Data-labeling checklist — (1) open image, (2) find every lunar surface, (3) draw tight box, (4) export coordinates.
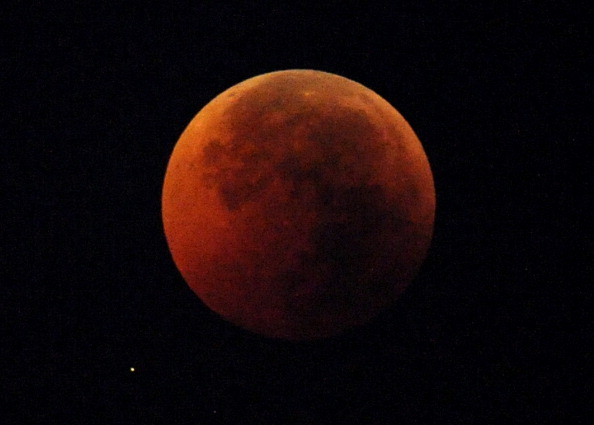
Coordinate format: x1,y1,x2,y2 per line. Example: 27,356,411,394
162,70,435,340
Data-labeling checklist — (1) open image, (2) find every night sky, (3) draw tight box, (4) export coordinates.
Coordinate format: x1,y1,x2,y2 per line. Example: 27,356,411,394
4,3,591,424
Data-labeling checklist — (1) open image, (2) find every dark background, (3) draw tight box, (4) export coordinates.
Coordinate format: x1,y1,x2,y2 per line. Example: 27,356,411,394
3,2,592,424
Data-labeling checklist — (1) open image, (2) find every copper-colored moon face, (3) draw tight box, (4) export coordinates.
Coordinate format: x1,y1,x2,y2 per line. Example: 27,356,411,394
162,70,435,340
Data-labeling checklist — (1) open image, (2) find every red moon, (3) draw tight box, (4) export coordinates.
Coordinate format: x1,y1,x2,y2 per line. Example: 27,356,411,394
162,70,435,340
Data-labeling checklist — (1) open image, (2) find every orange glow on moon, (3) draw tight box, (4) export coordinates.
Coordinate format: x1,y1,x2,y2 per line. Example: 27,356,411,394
162,70,435,340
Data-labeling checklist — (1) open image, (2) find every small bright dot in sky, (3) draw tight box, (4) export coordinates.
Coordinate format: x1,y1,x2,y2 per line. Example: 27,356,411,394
130,367,135,372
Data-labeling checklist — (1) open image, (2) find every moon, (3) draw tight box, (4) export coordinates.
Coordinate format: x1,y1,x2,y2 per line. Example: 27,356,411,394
162,70,435,340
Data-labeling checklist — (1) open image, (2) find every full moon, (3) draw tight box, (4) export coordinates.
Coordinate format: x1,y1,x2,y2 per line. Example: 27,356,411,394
162,70,435,340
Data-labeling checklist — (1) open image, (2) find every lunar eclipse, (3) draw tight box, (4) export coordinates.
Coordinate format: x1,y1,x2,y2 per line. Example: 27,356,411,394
162,70,435,340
